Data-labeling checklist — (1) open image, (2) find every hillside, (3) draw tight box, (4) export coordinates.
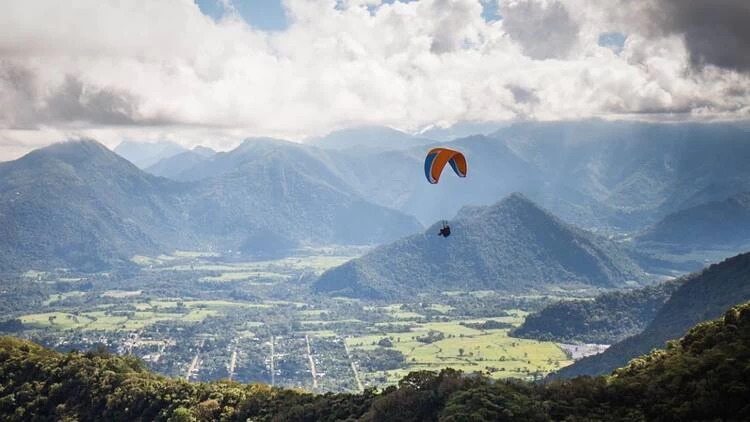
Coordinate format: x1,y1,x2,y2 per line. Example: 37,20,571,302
554,251,750,378
184,143,422,247
512,279,682,344
113,140,187,169
2,302,750,421
314,193,646,300
638,191,750,248
0,140,421,271
0,140,195,272
145,147,216,178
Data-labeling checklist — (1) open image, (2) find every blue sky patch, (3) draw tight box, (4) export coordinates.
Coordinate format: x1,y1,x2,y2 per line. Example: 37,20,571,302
598,32,627,54
195,0,288,31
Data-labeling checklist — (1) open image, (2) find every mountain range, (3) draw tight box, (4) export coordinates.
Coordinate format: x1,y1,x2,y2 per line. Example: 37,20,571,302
136,121,750,238
314,193,646,300
553,251,750,378
0,140,421,271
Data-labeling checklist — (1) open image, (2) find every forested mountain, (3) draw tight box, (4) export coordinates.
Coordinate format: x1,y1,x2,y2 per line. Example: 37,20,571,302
0,140,195,272
113,140,187,169
3,301,750,421
183,140,422,247
512,279,683,344
0,140,421,271
314,193,646,300
145,147,216,178
637,191,750,248
554,251,750,378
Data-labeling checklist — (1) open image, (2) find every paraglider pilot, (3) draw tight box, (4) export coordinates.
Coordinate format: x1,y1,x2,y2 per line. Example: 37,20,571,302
438,221,451,238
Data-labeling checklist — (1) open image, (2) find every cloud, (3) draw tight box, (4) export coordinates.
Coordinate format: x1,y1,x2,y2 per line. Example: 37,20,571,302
0,0,748,151
607,0,750,72
499,0,580,59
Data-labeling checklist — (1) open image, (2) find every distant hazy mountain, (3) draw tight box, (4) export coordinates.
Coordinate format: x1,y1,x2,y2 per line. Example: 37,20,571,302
324,134,545,226
0,140,421,271
494,120,750,230
113,140,187,169
191,146,216,158
418,122,508,141
321,121,750,231
306,126,435,151
554,252,750,378
314,193,646,300
637,192,750,248
145,147,217,178
0,140,195,272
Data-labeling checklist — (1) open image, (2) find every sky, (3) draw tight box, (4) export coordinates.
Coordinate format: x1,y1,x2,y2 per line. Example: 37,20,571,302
1,0,749,158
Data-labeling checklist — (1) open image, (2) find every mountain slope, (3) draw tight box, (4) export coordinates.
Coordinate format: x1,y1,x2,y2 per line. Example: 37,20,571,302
637,191,750,248
0,140,194,271
512,279,683,344
554,251,750,378
144,147,216,178
495,120,750,229
113,140,187,169
184,147,422,246
314,193,646,300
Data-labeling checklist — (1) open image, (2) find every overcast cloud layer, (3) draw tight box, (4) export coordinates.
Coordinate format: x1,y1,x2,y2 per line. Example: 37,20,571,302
1,0,749,158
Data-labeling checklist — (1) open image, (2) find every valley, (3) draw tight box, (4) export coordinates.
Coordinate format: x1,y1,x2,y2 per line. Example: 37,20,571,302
2,249,586,393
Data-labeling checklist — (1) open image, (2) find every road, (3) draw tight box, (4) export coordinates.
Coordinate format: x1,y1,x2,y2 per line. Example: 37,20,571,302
269,336,275,386
185,338,205,381
305,335,318,389
228,344,238,381
343,338,364,392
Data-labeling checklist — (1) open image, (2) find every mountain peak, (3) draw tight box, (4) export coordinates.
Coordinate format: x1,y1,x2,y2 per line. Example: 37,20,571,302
502,191,532,205
21,139,119,165
316,193,645,299
457,192,542,221
238,137,293,148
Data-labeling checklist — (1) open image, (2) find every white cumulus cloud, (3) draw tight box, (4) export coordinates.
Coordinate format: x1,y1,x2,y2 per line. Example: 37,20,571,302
0,0,748,159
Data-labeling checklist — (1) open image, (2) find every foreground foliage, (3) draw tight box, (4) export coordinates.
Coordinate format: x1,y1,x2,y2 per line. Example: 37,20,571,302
3,300,750,421
557,251,750,377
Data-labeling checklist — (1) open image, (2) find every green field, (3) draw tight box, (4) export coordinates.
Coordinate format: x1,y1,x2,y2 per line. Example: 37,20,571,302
43,291,87,306
346,316,572,385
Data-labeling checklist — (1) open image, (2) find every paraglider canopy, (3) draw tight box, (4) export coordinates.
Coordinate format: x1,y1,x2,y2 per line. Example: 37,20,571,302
424,147,467,184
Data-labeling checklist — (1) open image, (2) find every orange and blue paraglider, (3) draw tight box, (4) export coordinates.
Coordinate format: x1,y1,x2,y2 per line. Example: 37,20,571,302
424,147,467,184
